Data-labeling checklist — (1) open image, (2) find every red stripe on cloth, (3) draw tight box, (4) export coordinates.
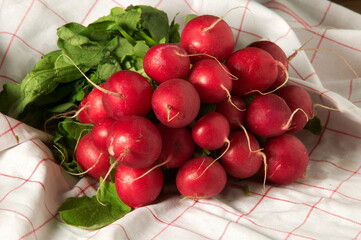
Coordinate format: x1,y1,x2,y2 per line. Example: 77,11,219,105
80,0,99,24
148,200,212,240
0,32,44,55
294,181,361,202
310,29,328,63
0,0,36,71
273,27,292,43
74,181,98,197
264,1,331,29
234,0,251,43
0,157,52,204
19,215,56,240
0,208,39,240
183,0,201,14
37,0,68,23
288,64,317,81
0,114,22,143
0,74,19,83
0,122,22,139
353,231,361,240
284,197,324,240
110,0,126,8
251,191,361,226
329,165,361,199
242,215,318,240
310,158,361,175
304,28,361,53
218,186,273,239
324,127,361,140
0,173,45,190
153,0,164,8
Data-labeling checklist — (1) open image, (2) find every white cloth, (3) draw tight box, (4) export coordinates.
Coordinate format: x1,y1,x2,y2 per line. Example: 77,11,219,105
1,0,361,239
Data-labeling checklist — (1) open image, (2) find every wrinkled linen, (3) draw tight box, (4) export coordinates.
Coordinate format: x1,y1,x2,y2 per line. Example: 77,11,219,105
0,0,361,239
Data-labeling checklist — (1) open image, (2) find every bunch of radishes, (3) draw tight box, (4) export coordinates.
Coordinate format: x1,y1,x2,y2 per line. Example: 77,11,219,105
74,14,314,208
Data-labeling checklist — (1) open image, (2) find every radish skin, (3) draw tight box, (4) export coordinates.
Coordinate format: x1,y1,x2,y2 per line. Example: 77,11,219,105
115,165,164,208
263,134,309,185
176,156,227,199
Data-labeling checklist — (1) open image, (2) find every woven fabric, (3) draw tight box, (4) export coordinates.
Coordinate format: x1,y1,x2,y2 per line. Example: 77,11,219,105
0,0,360,239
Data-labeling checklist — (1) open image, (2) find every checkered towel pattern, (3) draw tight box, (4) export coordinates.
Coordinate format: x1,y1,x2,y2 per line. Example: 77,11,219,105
0,0,360,239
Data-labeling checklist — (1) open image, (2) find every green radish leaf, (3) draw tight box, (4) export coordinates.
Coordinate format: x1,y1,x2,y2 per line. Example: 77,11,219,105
58,180,131,229
184,14,197,24
52,119,93,174
303,116,323,135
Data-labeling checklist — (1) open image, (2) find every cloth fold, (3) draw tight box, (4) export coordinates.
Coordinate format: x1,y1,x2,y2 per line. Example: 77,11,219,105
0,0,360,239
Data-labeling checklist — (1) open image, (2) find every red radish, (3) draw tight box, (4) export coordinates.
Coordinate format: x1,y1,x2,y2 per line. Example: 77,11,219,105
247,40,288,90
176,156,227,198
78,86,109,124
156,124,195,168
115,165,164,208
75,133,111,180
180,15,235,62
106,115,162,169
263,134,309,185
216,95,246,130
246,93,292,137
102,70,153,119
151,78,201,128
221,130,263,179
143,43,190,83
226,47,280,96
276,85,314,133
188,58,233,104
91,117,115,152
191,112,230,150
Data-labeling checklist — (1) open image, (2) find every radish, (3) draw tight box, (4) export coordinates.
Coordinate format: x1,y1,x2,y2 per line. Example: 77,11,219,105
263,134,309,185
102,70,153,119
247,40,289,90
221,130,263,179
151,78,201,128
114,165,164,208
226,47,284,96
246,93,292,137
156,124,195,168
78,86,109,124
143,43,190,83
106,115,162,169
75,133,111,180
188,58,233,104
276,85,314,133
91,117,115,152
191,112,230,150
180,15,235,62
176,156,227,199
216,95,246,130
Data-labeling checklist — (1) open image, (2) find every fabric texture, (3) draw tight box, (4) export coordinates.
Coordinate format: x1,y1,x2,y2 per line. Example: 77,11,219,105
0,0,360,239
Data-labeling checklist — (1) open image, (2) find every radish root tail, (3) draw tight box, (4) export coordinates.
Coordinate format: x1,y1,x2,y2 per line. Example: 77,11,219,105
121,160,170,183
221,85,246,111
284,107,309,131
44,104,90,131
176,52,238,80
203,6,251,32
95,151,128,206
56,54,121,98
245,60,289,96
67,153,105,176
299,48,359,79
195,139,231,180
166,105,180,122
